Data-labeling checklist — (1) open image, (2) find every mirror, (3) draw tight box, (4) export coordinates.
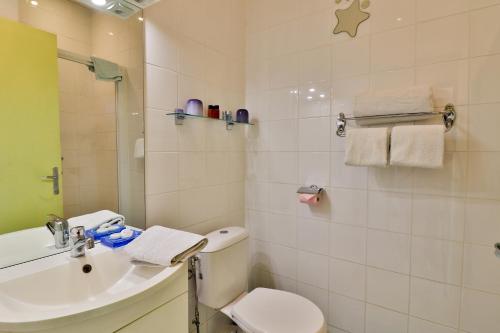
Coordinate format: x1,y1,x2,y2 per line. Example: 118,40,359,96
0,0,145,268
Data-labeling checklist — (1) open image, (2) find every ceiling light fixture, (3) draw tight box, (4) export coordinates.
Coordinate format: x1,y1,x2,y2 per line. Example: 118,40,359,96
30,0,39,6
138,16,144,22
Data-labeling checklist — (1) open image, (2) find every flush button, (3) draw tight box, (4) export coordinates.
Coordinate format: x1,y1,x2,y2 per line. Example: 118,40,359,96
220,230,229,234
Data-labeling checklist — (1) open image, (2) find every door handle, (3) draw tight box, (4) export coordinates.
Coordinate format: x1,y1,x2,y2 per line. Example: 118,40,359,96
41,167,60,195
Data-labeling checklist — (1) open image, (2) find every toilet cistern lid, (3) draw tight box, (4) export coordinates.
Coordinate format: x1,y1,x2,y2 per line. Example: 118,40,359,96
231,288,326,333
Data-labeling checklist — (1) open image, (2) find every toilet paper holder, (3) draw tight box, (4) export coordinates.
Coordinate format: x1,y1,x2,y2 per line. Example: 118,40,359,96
297,185,324,195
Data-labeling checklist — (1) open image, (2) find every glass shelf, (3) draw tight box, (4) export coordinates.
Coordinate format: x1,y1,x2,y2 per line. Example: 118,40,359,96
166,112,254,130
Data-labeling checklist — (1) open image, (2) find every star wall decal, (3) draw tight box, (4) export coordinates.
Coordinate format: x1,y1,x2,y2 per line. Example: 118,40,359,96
333,0,370,38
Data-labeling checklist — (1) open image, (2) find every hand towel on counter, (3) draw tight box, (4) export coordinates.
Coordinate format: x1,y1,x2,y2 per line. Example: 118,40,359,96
68,210,125,230
390,125,445,169
124,226,208,266
354,85,434,125
345,127,389,167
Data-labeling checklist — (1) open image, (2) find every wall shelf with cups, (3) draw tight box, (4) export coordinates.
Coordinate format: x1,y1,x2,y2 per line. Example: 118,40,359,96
166,111,255,130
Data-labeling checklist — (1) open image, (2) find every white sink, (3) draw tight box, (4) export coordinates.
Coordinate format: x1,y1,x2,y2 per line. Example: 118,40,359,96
0,243,184,332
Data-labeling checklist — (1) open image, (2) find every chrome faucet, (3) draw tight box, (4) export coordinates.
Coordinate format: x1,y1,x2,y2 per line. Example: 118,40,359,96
46,214,69,249
69,226,95,258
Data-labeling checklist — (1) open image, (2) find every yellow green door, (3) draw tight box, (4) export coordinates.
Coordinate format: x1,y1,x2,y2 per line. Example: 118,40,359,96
0,18,62,234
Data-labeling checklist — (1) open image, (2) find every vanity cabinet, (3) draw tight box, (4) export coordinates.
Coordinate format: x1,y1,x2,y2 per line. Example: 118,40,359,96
116,293,188,333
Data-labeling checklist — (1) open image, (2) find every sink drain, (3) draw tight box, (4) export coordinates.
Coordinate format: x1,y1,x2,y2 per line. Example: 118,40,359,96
82,264,92,274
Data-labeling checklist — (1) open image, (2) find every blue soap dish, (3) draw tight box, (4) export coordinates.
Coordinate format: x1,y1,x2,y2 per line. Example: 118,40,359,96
101,230,142,248
85,225,126,240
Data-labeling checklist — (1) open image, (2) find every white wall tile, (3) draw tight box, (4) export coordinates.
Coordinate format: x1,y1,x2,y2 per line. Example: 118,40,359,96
410,278,461,328
366,267,410,313
298,251,329,289
411,237,463,285
297,217,330,255
267,88,298,120
299,117,331,151
470,5,500,57
371,26,415,73
331,152,367,189
332,36,370,79
268,119,298,151
461,288,500,333
416,14,469,66
268,152,298,184
299,82,331,118
329,293,365,333
145,64,178,110
416,59,469,107
463,244,500,294
470,54,500,104
329,258,366,301
367,229,410,274
369,0,415,33
368,191,412,233
331,188,368,226
300,46,331,84
299,152,330,187
409,317,458,333
267,213,297,247
412,195,465,241
269,183,298,215
467,152,500,199
468,103,500,151
465,198,500,245
413,152,467,197
365,304,409,333
145,152,178,195
416,0,468,21
330,223,367,264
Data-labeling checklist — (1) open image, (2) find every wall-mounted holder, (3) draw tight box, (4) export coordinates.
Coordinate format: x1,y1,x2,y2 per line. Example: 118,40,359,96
335,103,457,137
297,185,324,204
167,110,254,131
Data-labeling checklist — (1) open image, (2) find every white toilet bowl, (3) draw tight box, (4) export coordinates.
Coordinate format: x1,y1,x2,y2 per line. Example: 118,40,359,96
221,287,326,333
196,227,326,333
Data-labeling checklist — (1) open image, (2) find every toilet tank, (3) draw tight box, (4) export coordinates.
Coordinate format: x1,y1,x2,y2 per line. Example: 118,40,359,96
196,227,249,309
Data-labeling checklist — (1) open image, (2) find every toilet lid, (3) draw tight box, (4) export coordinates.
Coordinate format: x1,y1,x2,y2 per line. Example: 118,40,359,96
231,288,326,333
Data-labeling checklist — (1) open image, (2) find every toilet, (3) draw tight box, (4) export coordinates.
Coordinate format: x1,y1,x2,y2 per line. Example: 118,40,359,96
196,226,326,333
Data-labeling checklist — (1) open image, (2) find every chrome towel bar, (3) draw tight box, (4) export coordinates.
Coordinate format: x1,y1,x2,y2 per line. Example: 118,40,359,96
336,103,456,137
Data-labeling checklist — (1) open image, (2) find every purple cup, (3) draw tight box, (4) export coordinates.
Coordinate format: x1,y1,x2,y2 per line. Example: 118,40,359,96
236,109,249,123
185,99,203,116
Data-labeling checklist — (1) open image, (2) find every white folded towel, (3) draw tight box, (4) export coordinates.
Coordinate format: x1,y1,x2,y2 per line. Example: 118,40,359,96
134,138,145,159
354,86,434,125
68,210,125,230
390,125,445,169
124,226,208,266
345,127,389,167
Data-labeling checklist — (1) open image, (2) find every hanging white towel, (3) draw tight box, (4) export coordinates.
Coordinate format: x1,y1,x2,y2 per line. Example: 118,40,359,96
345,127,389,167
390,125,445,169
354,86,434,125
124,226,208,266
68,210,125,230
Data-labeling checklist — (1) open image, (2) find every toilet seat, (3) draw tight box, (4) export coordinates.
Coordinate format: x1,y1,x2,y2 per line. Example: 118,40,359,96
229,288,326,333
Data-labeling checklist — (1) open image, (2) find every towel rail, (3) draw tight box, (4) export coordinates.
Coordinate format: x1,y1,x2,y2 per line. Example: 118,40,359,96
336,103,456,137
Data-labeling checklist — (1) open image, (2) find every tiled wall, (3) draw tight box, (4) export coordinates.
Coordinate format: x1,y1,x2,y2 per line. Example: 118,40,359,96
245,1,500,332
143,0,246,331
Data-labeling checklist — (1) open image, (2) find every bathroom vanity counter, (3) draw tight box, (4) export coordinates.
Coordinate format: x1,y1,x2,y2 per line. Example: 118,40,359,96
0,244,188,333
